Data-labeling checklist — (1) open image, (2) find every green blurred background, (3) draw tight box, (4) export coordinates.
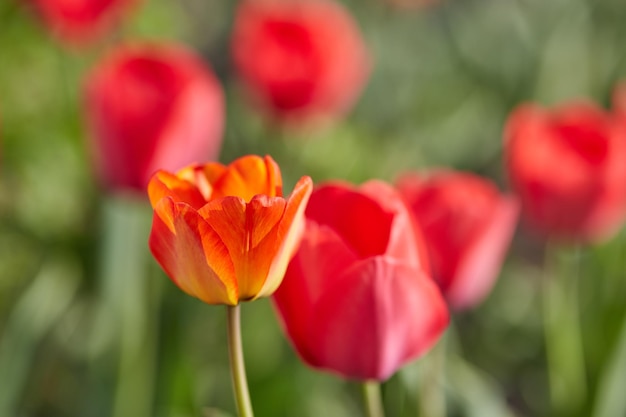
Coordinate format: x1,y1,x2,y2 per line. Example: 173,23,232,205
1,0,626,416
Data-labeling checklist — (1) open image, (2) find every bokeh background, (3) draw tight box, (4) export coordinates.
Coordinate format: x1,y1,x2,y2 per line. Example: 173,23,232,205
1,0,626,416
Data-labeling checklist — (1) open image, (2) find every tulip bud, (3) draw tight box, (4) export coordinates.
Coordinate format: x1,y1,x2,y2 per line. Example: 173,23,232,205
396,171,519,310
84,43,224,193
504,101,626,242
231,0,371,126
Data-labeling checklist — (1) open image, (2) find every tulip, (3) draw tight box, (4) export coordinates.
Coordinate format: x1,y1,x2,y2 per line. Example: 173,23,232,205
396,171,519,310
231,0,370,125
27,0,137,44
85,43,224,193
273,181,449,381
148,155,313,306
504,101,626,241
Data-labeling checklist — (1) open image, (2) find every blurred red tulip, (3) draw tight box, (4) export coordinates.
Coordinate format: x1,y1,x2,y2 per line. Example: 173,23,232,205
273,181,449,381
396,171,519,310
231,0,370,125
505,101,626,242
148,155,313,306
85,43,224,193
28,0,137,45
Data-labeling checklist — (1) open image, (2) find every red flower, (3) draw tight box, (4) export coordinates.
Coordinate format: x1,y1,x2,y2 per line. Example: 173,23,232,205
396,171,519,310
505,101,626,241
148,155,313,306
273,181,449,381
84,43,224,193
28,0,137,44
231,0,370,125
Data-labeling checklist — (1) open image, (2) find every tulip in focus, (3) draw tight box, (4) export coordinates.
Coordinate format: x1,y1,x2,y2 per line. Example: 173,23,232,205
27,0,137,45
505,101,626,242
85,43,224,193
148,155,313,306
273,181,449,381
396,171,519,310
231,0,371,125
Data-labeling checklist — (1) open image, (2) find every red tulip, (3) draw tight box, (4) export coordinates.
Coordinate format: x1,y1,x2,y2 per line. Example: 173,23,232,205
28,0,137,44
505,101,626,241
396,171,519,310
231,0,370,125
273,181,449,381
148,155,313,306
85,43,224,193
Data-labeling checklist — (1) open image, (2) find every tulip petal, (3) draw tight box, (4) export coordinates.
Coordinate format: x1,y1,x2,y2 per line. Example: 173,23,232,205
306,183,394,258
361,180,429,271
272,217,360,365
177,164,216,200
505,103,605,237
149,197,238,305
308,257,449,380
148,170,206,209
147,72,225,187
449,195,519,310
199,194,287,300
257,175,313,298
210,155,283,201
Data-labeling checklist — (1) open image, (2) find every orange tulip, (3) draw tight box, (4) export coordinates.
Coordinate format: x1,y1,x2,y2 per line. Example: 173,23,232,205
148,155,313,305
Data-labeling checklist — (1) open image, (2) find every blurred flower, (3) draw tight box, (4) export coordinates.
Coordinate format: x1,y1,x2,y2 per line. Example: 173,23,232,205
231,0,370,126
84,43,224,193
148,155,313,306
273,181,449,381
505,101,626,241
27,0,137,45
396,171,519,310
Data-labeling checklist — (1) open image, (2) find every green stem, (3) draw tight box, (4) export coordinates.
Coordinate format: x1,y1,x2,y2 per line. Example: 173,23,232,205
543,243,587,416
419,335,446,417
107,197,157,417
227,305,254,417
362,380,385,417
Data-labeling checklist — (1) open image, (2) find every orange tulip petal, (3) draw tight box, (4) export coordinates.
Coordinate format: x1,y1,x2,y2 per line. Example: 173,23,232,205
187,162,229,199
211,155,283,201
148,170,206,210
177,164,216,201
258,175,313,298
198,195,247,254
248,195,288,247
149,197,238,305
199,194,288,300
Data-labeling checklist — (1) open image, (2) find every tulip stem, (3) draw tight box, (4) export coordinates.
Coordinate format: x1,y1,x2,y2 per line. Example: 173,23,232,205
226,304,254,417
543,243,587,416
362,380,385,417
419,334,447,417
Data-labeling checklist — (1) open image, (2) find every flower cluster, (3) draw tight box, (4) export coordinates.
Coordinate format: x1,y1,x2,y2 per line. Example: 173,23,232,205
11,0,626,415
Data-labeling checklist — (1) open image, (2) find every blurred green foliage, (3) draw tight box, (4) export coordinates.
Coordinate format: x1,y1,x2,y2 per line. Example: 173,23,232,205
1,0,626,416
